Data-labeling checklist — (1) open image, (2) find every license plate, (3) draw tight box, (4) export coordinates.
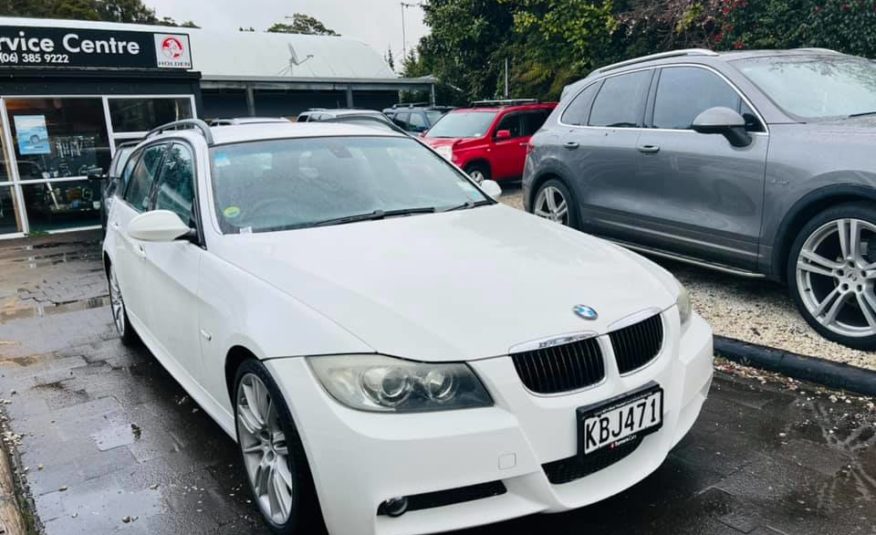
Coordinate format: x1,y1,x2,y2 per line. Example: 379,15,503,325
578,384,663,455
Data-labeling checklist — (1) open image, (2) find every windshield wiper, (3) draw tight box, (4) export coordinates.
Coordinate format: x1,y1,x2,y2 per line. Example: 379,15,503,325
442,200,492,212
310,207,437,228
848,111,876,118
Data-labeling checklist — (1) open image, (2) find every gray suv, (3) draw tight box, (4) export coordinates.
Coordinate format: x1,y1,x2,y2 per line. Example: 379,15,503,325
524,48,876,349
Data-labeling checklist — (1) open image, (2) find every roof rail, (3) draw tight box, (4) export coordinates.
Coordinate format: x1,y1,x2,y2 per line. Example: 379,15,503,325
593,48,718,75
146,119,214,145
392,102,430,108
470,98,538,107
793,47,841,54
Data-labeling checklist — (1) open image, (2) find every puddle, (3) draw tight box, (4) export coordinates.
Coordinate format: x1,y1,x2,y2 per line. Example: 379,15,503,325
0,295,110,324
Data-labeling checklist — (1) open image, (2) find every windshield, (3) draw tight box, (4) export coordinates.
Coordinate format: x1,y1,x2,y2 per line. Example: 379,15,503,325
426,111,497,138
210,136,489,234
734,56,876,119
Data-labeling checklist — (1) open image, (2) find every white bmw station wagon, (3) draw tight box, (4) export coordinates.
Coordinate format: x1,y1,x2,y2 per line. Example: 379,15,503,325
102,119,714,535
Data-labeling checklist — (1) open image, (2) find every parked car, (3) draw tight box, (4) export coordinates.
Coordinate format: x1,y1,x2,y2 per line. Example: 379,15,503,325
383,103,452,133
524,48,876,349
297,108,384,123
423,99,556,182
102,118,712,535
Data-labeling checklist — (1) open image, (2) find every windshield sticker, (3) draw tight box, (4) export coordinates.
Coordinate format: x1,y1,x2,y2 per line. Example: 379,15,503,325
223,206,241,219
239,226,252,234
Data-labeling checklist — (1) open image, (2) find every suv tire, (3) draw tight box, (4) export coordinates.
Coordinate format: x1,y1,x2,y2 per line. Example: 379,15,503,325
533,179,579,228
234,359,325,535
464,162,490,184
788,202,876,350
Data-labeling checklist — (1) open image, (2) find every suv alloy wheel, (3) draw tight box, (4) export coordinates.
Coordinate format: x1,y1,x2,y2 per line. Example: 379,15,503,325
789,203,876,349
533,179,578,227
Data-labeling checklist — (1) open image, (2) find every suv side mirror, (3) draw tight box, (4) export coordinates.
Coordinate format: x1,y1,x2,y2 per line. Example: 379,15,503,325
495,129,512,140
692,107,752,148
86,167,107,181
128,210,196,242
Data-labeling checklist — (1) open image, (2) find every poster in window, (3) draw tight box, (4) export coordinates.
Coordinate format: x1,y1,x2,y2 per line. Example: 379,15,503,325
14,115,51,155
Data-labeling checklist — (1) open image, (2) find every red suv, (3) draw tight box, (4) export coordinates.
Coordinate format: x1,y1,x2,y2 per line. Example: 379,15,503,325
422,100,557,182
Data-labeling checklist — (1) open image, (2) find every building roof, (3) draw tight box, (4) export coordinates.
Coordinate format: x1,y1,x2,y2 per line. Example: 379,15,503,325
0,17,398,81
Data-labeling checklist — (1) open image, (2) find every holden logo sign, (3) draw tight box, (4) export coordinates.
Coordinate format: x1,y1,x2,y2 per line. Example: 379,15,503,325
153,33,191,69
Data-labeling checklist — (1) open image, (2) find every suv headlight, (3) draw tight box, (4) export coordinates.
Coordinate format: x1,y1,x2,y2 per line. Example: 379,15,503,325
435,145,453,160
308,355,492,412
677,283,692,328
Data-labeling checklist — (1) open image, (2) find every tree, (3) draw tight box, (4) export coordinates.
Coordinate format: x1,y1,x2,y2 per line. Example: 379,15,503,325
385,47,395,71
267,13,339,36
0,0,198,26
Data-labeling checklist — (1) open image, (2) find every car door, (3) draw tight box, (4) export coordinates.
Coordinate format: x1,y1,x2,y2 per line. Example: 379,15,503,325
562,69,654,235
138,141,205,379
632,65,768,269
109,143,167,332
490,111,527,180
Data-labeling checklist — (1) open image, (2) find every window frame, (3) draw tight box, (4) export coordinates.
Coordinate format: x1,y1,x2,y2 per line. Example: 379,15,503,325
150,141,198,227
586,68,655,128
493,112,524,139
121,142,168,213
646,64,766,133
559,81,603,126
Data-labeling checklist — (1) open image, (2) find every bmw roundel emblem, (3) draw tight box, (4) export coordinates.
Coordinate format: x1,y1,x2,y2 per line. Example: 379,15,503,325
573,304,598,320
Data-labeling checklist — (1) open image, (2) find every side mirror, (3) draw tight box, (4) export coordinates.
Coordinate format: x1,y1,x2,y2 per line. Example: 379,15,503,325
128,210,195,242
480,179,502,199
692,106,752,148
495,129,512,140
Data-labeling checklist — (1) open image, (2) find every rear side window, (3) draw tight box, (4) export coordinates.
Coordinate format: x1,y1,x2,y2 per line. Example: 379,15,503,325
392,112,410,128
562,83,600,125
589,70,652,127
124,144,165,212
522,110,550,136
408,112,427,131
653,67,743,129
154,143,196,225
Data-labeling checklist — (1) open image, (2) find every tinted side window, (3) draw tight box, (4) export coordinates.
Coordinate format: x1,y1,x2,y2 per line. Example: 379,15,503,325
589,70,652,127
392,112,410,128
408,112,427,131
522,111,550,136
154,143,196,225
495,113,523,137
561,83,600,125
124,144,165,212
653,67,742,129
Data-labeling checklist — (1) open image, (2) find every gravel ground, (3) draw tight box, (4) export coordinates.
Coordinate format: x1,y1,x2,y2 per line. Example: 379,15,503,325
498,184,875,371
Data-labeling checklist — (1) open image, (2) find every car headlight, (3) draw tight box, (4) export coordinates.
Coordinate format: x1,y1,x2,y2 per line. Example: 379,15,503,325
435,146,453,160
307,355,492,412
677,282,692,328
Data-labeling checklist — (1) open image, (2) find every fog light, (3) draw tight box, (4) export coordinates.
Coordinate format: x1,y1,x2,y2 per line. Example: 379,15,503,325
380,496,409,517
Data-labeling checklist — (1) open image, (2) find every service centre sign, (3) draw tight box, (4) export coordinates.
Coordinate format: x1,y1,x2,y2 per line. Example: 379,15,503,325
0,26,192,69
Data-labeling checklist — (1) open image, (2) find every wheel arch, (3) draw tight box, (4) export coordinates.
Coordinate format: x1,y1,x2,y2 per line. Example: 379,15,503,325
773,184,876,282
225,345,258,403
463,158,491,175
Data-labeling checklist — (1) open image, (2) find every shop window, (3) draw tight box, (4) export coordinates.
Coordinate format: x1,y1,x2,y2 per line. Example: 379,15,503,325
109,98,193,133
21,180,101,232
6,98,111,180
0,186,21,234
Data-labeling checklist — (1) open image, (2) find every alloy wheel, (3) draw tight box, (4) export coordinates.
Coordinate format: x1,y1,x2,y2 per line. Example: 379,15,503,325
468,169,485,183
109,266,126,336
795,218,876,338
236,373,295,525
534,185,569,225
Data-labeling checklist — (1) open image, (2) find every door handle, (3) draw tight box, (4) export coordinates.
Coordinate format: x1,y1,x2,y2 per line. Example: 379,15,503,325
563,141,579,150
637,144,660,154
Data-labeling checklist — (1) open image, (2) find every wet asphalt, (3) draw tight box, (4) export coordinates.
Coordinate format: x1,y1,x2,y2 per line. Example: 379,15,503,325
0,232,873,535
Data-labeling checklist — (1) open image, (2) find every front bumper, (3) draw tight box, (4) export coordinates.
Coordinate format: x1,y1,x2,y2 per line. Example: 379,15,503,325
267,312,713,535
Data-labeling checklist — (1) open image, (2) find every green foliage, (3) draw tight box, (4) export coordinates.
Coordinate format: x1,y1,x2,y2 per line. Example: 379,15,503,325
267,13,339,36
0,0,197,26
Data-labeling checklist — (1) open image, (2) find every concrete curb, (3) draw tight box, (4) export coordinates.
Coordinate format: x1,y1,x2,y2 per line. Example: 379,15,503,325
714,336,876,397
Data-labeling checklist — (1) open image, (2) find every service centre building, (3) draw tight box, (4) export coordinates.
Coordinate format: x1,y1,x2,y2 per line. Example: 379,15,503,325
0,17,432,237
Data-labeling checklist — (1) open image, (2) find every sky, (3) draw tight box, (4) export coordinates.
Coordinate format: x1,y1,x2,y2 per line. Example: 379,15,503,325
145,0,428,68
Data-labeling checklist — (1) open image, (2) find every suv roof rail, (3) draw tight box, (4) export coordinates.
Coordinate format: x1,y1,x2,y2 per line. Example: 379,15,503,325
146,119,214,145
593,48,718,75
470,98,538,107
793,47,841,54
392,102,430,108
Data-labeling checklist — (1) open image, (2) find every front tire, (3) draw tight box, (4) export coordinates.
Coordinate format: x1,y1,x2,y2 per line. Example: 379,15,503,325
234,359,323,534
464,162,490,184
107,263,139,346
788,202,876,350
533,179,579,228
